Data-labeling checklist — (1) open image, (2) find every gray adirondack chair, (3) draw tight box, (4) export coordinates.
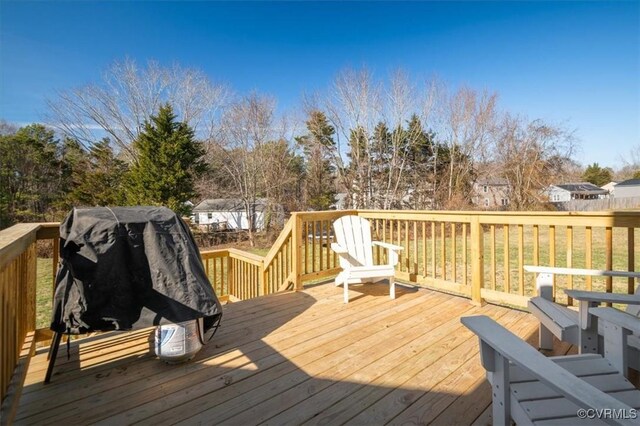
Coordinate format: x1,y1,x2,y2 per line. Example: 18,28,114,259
462,313,640,425
525,266,640,375
331,216,403,303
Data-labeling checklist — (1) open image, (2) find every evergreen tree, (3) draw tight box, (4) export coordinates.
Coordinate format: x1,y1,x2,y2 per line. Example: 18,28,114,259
0,124,62,227
66,138,128,207
404,115,437,208
127,103,206,215
296,111,337,210
582,163,613,187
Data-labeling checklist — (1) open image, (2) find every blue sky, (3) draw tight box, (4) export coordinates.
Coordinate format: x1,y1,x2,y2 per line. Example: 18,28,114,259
1,1,638,168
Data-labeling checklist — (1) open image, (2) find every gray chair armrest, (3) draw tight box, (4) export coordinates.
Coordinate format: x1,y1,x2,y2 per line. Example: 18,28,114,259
461,315,636,423
566,290,640,305
590,307,640,335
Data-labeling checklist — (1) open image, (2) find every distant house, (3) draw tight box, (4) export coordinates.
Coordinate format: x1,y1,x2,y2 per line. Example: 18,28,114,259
472,178,510,209
612,179,640,198
545,183,608,203
191,198,283,231
601,181,618,196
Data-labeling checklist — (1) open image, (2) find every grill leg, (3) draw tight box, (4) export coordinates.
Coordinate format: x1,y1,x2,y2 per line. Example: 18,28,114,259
45,332,63,384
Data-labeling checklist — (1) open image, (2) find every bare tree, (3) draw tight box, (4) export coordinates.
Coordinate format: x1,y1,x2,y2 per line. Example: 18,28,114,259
616,145,640,179
492,114,576,209
314,68,440,209
47,58,230,159
208,93,293,245
432,86,498,207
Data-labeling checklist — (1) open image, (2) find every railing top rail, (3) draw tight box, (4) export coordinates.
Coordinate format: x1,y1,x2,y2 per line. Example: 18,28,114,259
227,248,264,266
356,209,640,217
357,209,640,227
0,223,42,270
524,265,640,278
200,249,230,258
35,223,60,239
295,210,357,221
263,216,295,266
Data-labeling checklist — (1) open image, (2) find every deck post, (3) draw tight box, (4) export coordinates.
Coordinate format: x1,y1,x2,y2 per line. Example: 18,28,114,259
260,262,268,296
471,217,485,305
292,213,303,291
227,256,235,298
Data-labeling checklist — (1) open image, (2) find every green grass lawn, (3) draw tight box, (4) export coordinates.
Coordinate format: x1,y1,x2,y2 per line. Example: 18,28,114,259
36,258,54,329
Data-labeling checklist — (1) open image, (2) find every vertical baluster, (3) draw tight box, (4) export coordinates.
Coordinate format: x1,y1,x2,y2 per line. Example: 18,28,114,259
375,219,380,265
628,228,635,294
412,221,418,277
549,225,556,299
606,227,613,304
324,221,330,270
566,226,573,305
431,222,436,278
303,222,308,275
586,226,593,291
382,219,387,265
441,222,446,280
311,221,316,273
490,225,496,291
396,220,401,255
404,220,409,272
504,224,510,293
463,223,468,287
518,224,524,296
533,225,539,266
451,223,457,283
422,222,427,277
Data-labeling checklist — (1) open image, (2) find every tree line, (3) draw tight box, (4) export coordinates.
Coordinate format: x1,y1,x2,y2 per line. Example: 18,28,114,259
2,59,638,237
0,104,203,229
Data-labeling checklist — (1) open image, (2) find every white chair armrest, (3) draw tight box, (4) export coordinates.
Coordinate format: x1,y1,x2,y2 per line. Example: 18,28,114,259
330,242,348,254
372,241,404,252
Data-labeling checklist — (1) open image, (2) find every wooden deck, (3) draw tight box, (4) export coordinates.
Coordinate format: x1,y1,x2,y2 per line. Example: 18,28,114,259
14,282,574,425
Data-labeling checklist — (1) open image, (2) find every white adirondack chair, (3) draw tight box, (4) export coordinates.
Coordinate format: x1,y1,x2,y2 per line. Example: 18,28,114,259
331,216,403,303
462,314,640,425
525,266,640,375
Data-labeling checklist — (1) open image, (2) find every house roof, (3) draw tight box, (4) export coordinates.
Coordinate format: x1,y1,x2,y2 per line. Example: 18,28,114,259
476,178,509,186
615,179,640,187
193,198,269,212
553,182,608,195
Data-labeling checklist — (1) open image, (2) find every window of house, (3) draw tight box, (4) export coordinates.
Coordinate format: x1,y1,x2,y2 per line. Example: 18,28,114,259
501,198,508,206
483,185,488,193
207,212,213,220
484,198,489,207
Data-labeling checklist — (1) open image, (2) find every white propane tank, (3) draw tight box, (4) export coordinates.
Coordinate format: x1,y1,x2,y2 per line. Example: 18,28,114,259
154,318,204,364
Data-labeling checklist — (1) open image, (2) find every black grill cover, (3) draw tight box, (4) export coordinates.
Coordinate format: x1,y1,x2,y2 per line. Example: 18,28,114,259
51,207,222,334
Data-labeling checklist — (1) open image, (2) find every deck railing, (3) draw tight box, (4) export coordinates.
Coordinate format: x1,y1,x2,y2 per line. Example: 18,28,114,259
2,209,640,421
0,223,52,422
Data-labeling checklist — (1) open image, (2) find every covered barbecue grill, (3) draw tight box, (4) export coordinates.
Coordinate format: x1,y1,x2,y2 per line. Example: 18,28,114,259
47,206,222,380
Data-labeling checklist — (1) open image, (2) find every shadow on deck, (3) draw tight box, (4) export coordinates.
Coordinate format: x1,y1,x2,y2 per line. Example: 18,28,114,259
14,283,575,425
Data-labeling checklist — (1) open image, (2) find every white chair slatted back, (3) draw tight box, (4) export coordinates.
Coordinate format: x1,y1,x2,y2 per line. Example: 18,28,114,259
333,216,373,269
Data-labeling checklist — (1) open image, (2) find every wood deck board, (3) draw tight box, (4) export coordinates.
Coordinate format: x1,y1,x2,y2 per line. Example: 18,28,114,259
15,282,571,425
